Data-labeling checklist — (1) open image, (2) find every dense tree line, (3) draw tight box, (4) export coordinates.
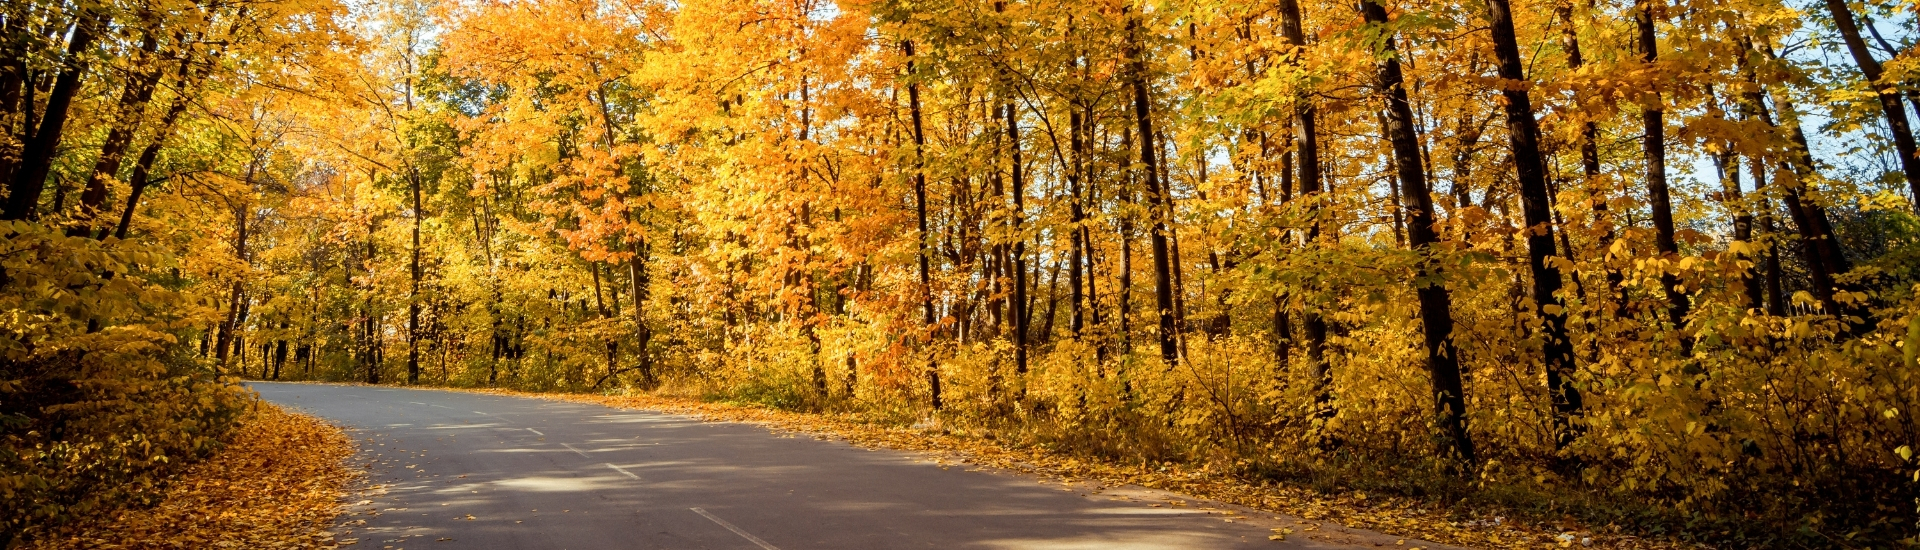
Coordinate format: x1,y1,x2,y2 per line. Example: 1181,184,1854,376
4,0,1919,543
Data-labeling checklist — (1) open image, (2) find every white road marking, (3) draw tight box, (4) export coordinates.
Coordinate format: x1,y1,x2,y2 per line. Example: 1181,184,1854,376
527,428,545,436
605,463,639,480
691,508,778,550
561,443,589,457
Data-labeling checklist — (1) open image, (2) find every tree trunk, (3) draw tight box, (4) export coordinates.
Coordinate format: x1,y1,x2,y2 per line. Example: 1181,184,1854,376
1364,0,1475,463
621,233,653,385
1125,10,1178,370
1733,41,1845,314
5,15,97,220
273,320,289,380
1082,105,1103,361
364,218,381,385
592,261,621,388
904,39,939,410
1483,0,1584,447
1039,257,1062,344
215,282,243,367
1069,105,1086,338
73,32,161,236
1278,0,1333,416
1004,101,1030,382
1821,0,1920,213
1160,130,1191,349
1753,82,1856,316
112,51,200,240
1636,0,1691,334
1119,126,1136,357
0,7,27,185
1748,157,1788,316
407,170,423,384
1554,0,1625,313
1274,145,1295,368
214,193,252,368
1710,102,1761,312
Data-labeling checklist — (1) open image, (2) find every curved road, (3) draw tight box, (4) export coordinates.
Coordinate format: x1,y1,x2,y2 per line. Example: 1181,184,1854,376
253,383,1445,549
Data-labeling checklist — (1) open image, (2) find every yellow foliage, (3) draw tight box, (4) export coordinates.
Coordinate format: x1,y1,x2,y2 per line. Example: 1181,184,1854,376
18,403,357,550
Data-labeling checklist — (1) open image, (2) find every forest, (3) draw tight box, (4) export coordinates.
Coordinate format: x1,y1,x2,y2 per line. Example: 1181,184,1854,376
2,0,1918,544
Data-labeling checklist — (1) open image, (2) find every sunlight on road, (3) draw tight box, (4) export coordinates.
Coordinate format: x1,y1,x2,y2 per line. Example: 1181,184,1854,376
491,475,631,493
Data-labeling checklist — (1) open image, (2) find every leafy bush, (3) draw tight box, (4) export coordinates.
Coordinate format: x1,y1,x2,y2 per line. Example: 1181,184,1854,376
0,223,250,547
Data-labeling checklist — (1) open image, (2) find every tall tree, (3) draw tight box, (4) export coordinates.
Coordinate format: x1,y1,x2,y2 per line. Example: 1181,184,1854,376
904,39,940,410
1819,0,1920,213
73,29,162,236
1277,0,1333,419
5,12,98,220
1482,0,1583,446
1125,9,1179,369
1361,0,1474,463
1636,0,1690,335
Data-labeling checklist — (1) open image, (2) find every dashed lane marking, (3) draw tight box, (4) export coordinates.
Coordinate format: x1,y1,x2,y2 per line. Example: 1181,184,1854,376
691,508,778,550
606,463,639,480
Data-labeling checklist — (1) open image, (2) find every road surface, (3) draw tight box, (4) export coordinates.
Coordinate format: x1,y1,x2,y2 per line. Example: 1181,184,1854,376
252,382,1443,549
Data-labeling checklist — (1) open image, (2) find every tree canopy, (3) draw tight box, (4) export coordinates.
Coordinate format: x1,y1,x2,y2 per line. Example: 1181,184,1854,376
4,0,1920,544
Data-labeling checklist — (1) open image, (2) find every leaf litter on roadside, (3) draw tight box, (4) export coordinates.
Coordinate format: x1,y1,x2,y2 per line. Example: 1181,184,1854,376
20,402,359,549
471,387,1674,550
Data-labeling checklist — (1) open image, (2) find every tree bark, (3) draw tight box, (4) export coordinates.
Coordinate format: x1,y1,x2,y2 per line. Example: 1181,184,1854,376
1820,0,1920,213
112,45,202,240
1742,149,1789,315
0,5,27,181
407,170,423,384
1636,0,1691,335
1068,105,1086,338
1124,11,1179,370
1278,0,1333,417
74,32,161,236
1709,96,1761,313
1363,0,1475,463
1483,0,1584,447
904,39,939,410
1082,104,1104,359
272,320,289,380
214,202,251,368
1119,126,1135,357
1005,100,1030,381
1555,0,1625,314
364,214,381,384
1751,79,1857,315
5,15,97,220
1733,41,1837,315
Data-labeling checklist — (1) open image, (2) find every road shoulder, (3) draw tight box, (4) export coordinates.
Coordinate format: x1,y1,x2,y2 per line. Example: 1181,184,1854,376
464,387,1523,548
20,401,358,549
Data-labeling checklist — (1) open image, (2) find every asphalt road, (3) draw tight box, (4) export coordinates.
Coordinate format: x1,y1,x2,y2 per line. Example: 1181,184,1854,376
252,382,1444,550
